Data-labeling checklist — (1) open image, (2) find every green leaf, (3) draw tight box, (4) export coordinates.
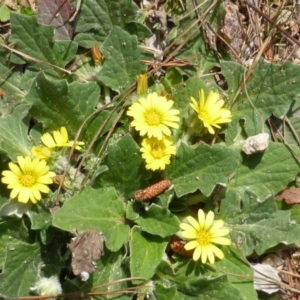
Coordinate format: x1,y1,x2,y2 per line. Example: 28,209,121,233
154,282,177,300
130,226,168,279
74,0,138,48
277,201,300,234
1,242,41,297
135,204,180,237
0,219,29,266
214,245,256,300
156,260,244,299
96,26,146,93
166,143,239,197
227,142,300,200
92,248,130,294
26,72,114,141
219,190,300,256
71,50,103,82
53,186,130,251
222,60,300,138
10,13,77,70
28,205,52,230
100,134,150,198
0,54,25,116
0,5,11,22
124,22,153,40
0,104,33,160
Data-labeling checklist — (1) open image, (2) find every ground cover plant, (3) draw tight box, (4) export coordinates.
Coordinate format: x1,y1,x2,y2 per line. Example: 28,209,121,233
0,0,300,299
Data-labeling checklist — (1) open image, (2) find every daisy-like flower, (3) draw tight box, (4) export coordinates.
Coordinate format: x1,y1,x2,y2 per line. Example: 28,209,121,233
31,145,52,160
180,209,231,264
140,136,176,171
127,92,180,140
1,156,56,204
190,89,232,135
41,127,84,150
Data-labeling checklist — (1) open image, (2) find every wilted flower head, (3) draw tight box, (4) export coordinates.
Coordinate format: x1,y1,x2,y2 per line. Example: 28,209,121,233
91,43,104,64
190,89,232,134
1,156,55,204
31,275,62,299
127,92,180,140
41,127,84,150
180,209,231,264
140,136,176,171
136,73,148,94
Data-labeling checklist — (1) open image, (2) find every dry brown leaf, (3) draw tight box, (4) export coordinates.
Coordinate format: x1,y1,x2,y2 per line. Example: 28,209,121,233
275,188,300,204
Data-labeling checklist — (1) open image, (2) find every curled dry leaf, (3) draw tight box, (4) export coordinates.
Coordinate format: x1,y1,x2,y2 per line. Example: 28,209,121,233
275,187,300,204
252,263,282,294
68,230,104,280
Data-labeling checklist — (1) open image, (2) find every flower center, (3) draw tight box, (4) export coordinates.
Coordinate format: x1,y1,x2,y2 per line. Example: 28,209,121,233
198,111,212,123
20,173,36,187
145,110,161,126
151,146,164,158
196,230,211,245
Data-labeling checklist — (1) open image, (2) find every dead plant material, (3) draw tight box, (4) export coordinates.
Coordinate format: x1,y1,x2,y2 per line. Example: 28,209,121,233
134,179,171,201
275,188,300,204
68,230,104,277
169,235,194,258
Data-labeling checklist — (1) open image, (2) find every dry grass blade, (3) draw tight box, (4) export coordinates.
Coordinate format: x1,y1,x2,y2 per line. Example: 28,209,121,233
245,0,300,48
0,43,71,74
16,277,148,299
149,0,219,76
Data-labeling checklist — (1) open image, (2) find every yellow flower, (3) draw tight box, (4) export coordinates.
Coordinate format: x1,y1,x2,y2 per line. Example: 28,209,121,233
180,209,231,264
140,136,176,171
1,156,56,204
190,89,232,134
41,127,84,150
127,92,180,140
136,73,148,94
31,145,52,160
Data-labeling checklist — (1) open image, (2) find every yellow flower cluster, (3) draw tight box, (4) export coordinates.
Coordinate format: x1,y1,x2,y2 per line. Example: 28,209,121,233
127,92,180,171
127,88,232,263
1,127,84,204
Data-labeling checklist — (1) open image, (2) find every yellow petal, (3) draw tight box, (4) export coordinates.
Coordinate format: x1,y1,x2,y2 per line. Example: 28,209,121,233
193,246,201,261
187,216,200,231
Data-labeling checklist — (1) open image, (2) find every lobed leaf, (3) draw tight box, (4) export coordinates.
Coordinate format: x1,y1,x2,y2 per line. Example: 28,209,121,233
10,13,77,70
100,134,150,198
166,143,239,197
1,243,41,297
74,0,138,47
227,142,300,200
134,203,180,237
0,104,33,160
223,60,300,139
219,190,300,256
53,186,130,252
96,26,147,93
130,226,168,280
